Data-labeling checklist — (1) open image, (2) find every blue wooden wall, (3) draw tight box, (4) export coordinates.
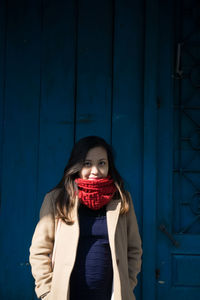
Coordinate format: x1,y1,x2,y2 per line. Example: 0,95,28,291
0,0,199,299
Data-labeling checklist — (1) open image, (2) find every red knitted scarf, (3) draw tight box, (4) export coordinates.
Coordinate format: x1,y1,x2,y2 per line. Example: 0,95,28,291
75,176,117,210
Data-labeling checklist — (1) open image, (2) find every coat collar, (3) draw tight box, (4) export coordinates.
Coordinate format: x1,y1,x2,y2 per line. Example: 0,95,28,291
106,198,121,238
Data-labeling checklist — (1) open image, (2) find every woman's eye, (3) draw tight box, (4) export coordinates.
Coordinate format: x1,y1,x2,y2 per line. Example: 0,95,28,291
84,161,91,167
99,161,106,166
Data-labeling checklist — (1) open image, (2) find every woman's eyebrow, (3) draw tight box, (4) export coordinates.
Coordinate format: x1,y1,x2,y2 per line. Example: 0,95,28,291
85,158,107,161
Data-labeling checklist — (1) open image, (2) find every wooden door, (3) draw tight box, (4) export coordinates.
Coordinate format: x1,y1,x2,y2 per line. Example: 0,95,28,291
156,0,200,299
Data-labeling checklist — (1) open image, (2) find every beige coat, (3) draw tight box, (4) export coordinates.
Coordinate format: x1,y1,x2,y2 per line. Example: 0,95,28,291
29,189,142,300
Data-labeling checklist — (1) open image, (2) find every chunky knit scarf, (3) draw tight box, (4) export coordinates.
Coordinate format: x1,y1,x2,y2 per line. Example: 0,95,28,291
75,176,117,210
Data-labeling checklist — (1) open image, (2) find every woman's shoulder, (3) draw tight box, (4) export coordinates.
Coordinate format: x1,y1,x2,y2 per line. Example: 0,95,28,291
45,188,62,201
40,188,62,216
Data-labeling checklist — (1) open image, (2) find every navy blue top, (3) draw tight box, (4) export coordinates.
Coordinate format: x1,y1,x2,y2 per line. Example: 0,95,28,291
70,204,113,300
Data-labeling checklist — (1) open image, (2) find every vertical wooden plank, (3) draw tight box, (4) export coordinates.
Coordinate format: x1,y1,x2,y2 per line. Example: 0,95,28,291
37,0,76,206
111,0,144,298
0,0,41,299
0,0,6,192
156,0,175,298
75,0,113,141
142,0,158,299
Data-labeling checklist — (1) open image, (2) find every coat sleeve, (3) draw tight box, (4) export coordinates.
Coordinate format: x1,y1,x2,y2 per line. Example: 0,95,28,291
29,191,56,298
126,192,142,289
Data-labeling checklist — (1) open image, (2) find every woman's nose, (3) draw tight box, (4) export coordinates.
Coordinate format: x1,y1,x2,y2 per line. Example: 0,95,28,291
91,165,99,174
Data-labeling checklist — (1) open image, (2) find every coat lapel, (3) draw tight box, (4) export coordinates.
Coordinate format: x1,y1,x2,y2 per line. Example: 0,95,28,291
55,196,79,266
106,198,121,239
106,198,122,300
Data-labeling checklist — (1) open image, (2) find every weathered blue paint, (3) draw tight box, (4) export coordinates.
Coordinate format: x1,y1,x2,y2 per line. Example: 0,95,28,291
1,0,199,299
156,0,200,299
38,0,76,201
156,0,175,298
75,0,113,141
0,0,6,193
142,0,158,299
111,0,144,298
0,1,41,299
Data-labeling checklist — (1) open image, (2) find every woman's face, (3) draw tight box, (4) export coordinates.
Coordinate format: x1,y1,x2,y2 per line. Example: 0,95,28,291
79,146,109,180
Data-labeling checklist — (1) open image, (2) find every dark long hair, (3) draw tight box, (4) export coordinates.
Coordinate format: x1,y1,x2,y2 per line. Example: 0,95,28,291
53,136,130,224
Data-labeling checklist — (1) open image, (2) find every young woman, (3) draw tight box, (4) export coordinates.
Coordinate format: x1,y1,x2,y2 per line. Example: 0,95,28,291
29,136,142,300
